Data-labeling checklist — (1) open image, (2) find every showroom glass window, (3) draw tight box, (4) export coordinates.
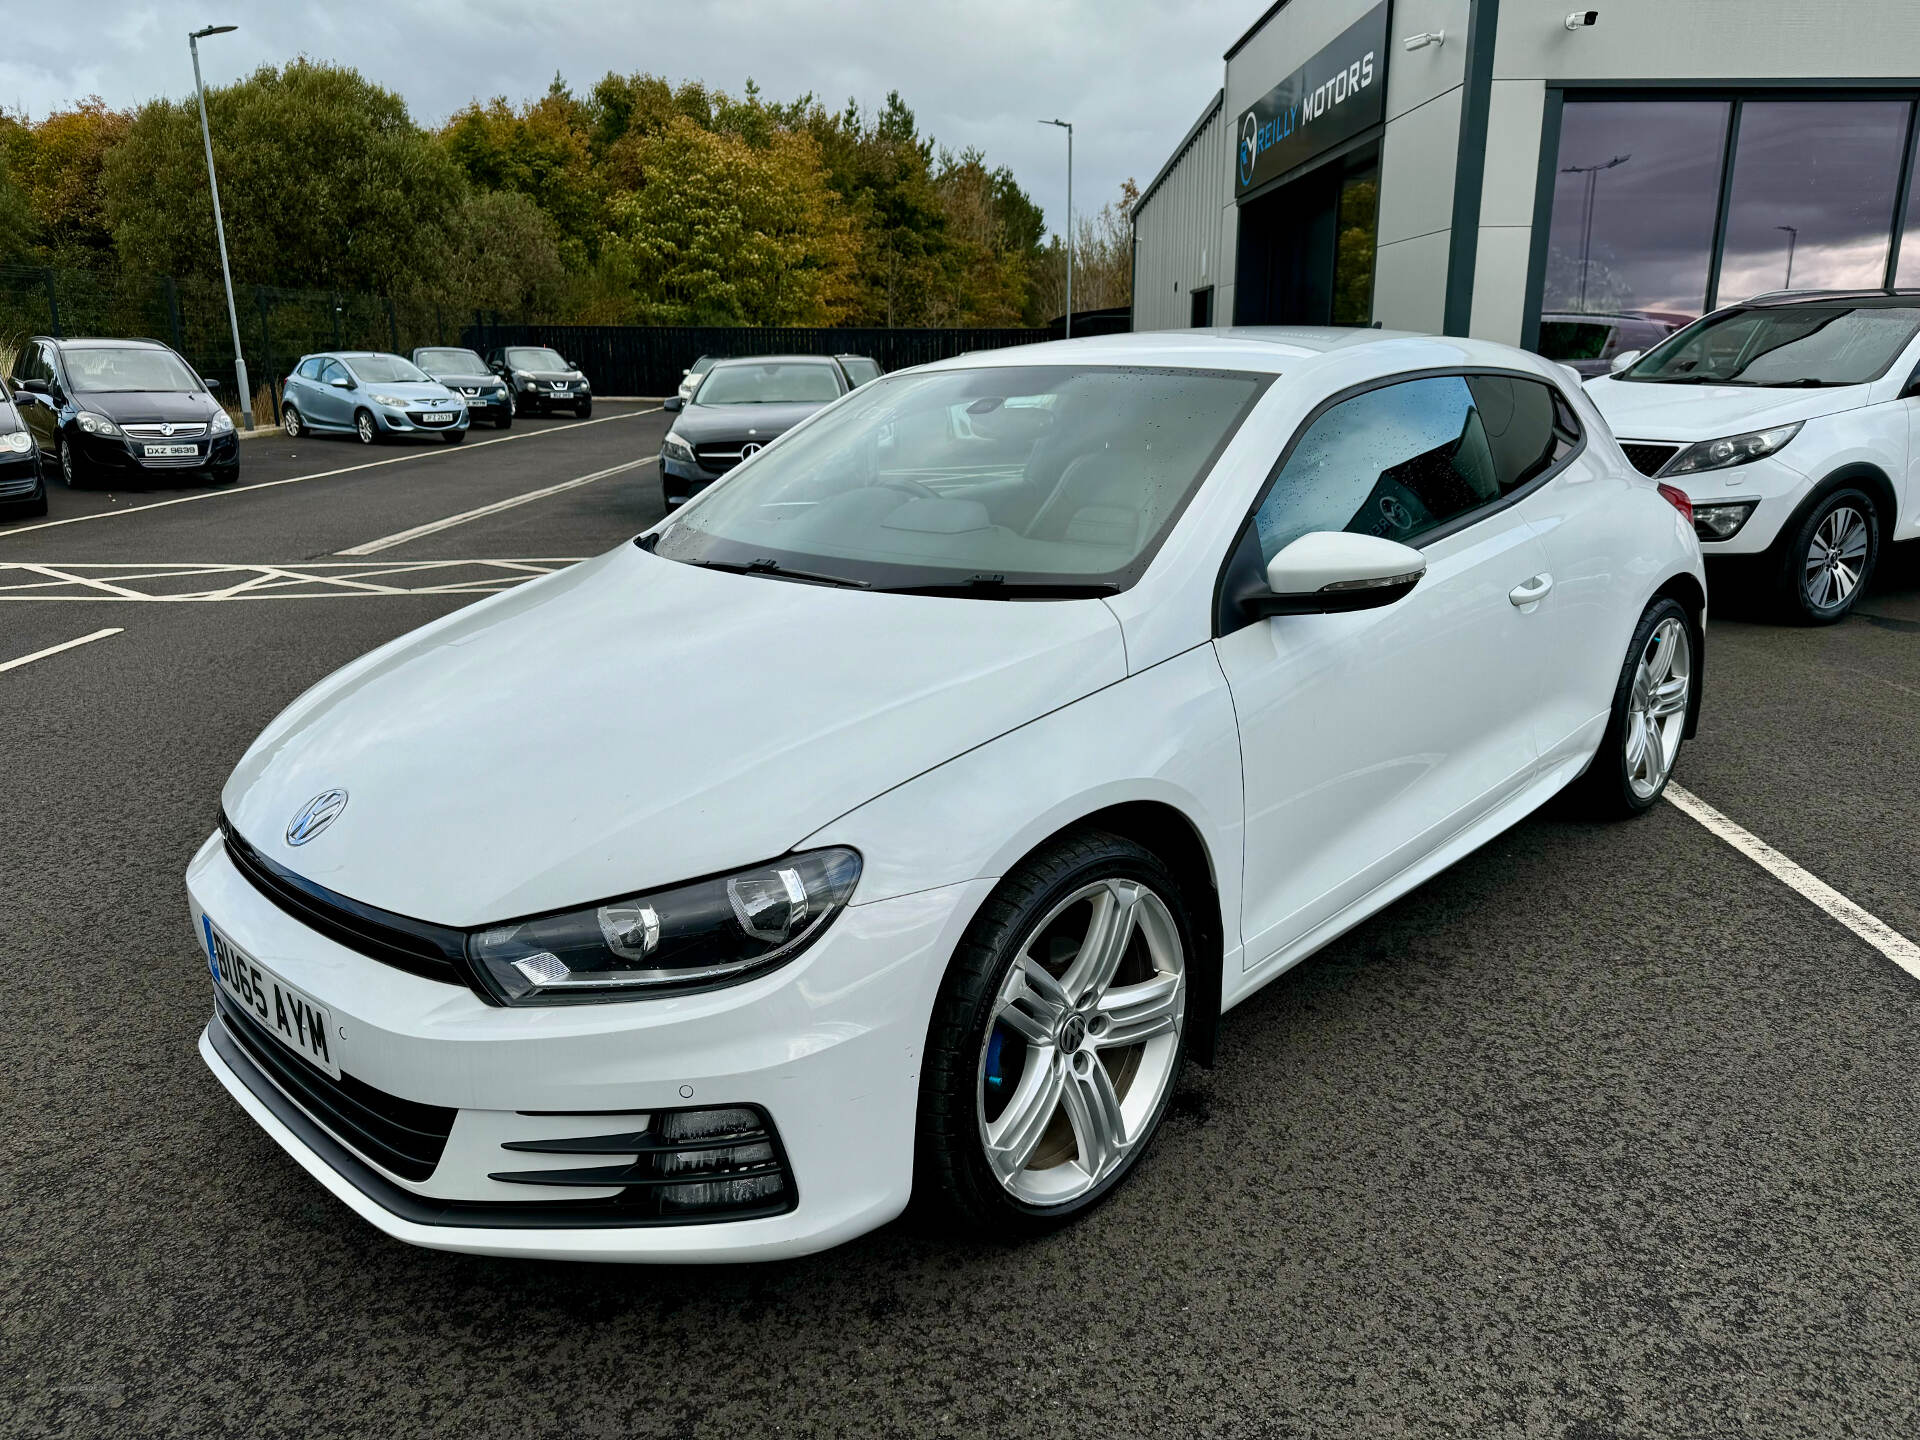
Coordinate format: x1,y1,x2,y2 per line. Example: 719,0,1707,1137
1717,101,1909,303
1250,375,1573,561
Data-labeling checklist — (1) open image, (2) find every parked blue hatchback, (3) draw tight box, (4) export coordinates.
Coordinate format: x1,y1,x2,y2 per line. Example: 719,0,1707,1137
280,352,470,445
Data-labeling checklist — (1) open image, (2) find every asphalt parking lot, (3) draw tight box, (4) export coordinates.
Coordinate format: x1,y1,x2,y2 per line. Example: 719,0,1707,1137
3,404,1917,1439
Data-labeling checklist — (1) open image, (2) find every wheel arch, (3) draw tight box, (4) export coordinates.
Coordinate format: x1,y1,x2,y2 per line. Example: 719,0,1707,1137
1650,571,1707,739
1776,462,1898,554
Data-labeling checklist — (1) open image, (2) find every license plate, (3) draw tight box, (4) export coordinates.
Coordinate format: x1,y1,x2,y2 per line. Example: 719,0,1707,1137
420,411,454,423
144,443,197,457
204,917,339,1078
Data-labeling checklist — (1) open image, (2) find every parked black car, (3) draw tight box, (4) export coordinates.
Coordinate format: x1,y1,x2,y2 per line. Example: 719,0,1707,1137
658,355,849,509
413,346,514,428
1537,312,1687,378
0,378,46,517
485,345,593,417
10,336,238,488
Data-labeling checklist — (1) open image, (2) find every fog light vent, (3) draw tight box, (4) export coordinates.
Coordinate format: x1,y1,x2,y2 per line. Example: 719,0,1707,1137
491,1104,796,1222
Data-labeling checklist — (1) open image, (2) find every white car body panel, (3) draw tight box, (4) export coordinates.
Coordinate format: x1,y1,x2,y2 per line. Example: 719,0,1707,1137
193,327,1707,1261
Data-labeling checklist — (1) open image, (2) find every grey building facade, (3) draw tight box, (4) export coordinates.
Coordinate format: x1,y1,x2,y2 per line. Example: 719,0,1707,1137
1132,0,1920,360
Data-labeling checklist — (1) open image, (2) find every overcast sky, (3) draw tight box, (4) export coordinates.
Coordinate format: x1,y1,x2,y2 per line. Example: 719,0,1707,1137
2,0,1251,238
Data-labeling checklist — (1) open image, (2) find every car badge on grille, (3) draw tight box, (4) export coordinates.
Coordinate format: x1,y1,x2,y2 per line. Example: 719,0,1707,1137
286,788,349,846
160,422,174,437
740,442,762,457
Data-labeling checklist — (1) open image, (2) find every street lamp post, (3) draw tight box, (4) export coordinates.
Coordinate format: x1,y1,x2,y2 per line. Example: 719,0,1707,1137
190,24,252,430
1560,153,1630,312
1040,118,1073,337
1775,225,1799,289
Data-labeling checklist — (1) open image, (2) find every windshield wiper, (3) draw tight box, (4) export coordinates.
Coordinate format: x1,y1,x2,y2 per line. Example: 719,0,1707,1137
696,557,870,589
879,573,1120,600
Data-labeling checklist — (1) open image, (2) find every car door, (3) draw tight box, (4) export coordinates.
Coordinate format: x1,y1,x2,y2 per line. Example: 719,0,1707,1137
13,343,56,454
1213,372,1563,975
312,359,354,429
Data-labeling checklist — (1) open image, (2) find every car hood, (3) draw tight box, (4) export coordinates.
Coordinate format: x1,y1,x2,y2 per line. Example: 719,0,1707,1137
222,544,1126,925
517,369,587,383
424,370,498,387
1584,374,1868,440
75,389,223,424
671,401,829,444
360,381,460,404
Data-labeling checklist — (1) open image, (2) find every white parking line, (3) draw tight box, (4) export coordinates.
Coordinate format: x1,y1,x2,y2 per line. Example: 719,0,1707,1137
0,407,660,540
336,457,655,556
1665,782,1920,981
0,627,123,672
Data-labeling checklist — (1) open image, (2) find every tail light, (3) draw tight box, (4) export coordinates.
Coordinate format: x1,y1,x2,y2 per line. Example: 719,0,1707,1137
1657,483,1693,526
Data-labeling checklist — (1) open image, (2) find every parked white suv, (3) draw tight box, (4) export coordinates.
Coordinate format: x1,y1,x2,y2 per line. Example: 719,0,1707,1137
1585,292,1920,623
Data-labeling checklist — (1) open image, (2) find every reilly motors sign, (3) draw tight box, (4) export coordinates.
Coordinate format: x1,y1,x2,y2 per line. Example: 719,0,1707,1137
1234,1,1391,199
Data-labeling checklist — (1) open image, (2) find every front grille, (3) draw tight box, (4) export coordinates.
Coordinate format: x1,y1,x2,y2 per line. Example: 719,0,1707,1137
220,815,474,992
1620,442,1680,476
125,422,209,439
136,450,206,468
215,991,456,1182
693,444,746,474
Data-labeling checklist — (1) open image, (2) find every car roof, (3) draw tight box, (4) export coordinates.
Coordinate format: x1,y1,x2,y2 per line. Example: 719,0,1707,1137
913,326,1533,377
35,335,173,350
1738,289,1920,309
708,354,842,368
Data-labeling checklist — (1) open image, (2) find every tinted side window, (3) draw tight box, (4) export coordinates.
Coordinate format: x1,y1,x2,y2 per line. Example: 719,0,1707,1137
1539,321,1611,362
1251,375,1572,562
319,360,347,385
297,357,325,380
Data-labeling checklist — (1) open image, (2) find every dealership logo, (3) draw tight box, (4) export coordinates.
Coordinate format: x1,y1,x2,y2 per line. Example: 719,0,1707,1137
1239,111,1258,187
286,788,348,846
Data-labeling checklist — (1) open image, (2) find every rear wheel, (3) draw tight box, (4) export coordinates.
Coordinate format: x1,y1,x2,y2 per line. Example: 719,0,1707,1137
917,830,1192,1235
1777,487,1878,624
282,404,303,439
354,409,378,445
1572,596,1694,817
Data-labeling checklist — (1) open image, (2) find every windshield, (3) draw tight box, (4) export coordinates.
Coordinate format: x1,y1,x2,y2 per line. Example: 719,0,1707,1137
839,356,882,384
347,354,430,384
1624,304,1920,386
506,347,569,371
67,347,200,393
652,365,1268,591
689,356,716,375
416,348,487,373
696,362,843,405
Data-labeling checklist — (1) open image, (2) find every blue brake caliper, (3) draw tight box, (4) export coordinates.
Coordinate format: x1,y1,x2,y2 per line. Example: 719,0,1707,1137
985,1027,1006,1091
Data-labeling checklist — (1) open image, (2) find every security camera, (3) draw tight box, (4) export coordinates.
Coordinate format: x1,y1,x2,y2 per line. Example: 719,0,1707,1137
1402,30,1445,51
1564,10,1599,28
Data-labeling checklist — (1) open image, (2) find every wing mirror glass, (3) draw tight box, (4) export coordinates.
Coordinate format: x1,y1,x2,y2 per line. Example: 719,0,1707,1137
663,395,683,412
1243,532,1427,618
1609,349,1643,374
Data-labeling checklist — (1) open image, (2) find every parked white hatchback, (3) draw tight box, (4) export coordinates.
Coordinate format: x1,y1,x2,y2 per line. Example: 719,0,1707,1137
1585,292,1920,623
190,329,1706,1263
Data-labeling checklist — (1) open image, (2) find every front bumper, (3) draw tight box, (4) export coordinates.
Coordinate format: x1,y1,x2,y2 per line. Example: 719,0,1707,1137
660,454,723,505
454,391,512,418
0,451,42,505
517,383,591,410
373,407,471,437
187,831,986,1262
73,427,240,478
1629,450,1811,555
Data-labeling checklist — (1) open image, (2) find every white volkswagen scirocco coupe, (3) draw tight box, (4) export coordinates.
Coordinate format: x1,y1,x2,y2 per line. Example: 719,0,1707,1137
190,329,1706,1263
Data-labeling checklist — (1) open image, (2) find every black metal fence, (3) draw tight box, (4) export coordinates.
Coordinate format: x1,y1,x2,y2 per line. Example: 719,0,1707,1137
460,321,1059,395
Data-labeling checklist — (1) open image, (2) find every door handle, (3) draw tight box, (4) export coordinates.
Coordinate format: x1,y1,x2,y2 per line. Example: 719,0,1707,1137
1509,573,1554,607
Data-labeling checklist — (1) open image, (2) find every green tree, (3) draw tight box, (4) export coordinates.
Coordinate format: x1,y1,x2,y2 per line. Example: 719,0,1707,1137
100,60,464,293
0,99,130,265
441,91,598,257
604,116,857,324
435,188,568,317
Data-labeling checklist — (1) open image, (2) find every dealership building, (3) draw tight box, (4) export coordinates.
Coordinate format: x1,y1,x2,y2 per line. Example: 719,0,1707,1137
1132,0,1920,360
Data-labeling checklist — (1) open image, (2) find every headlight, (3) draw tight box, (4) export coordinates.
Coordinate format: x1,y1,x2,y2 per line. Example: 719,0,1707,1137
513,370,533,382
1661,423,1802,477
470,847,862,1004
3,429,31,453
210,410,235,435
1692,500,1759,541
76,411,122,437
661,433,695,463
370,393,408,408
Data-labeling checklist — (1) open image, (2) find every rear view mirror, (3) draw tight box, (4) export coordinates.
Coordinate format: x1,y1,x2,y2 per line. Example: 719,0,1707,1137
329,377,351,389
1609,349,1643,374
1244,532,1426,618
663,396,683,412
21,378,48,394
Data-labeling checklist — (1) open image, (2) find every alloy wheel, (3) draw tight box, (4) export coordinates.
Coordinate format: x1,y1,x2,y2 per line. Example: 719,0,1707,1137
59,437,76,487
1624,616,1690,800
356,412,375,444
976,878,1186,1206
283,406,301,439
1803,504,1869,611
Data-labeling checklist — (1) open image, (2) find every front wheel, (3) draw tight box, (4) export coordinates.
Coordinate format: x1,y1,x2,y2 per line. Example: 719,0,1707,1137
354,410,378,446
494,410,513,430
917,831,1192,1235
1573,596,1695,817
575,399,593,419
1778,487,1878,624
58,434,88,489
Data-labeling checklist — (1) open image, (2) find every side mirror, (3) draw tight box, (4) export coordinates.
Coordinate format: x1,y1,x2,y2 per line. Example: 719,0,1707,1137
1244,532,1427,618
329,376,352,389
21,377,48,394
1609,349,1643,374
1899,368,1920,400
205,377,224,391
663,395,683,412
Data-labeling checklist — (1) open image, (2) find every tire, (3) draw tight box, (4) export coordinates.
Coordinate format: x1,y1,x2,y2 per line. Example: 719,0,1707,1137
442,428,465,444
1571,596,1695,818
494,410,513,430
354,409,378,446
916,829,1193,1236
282,404,303,439
575,399,593,419
1776,486,1879,624
58,434,88,489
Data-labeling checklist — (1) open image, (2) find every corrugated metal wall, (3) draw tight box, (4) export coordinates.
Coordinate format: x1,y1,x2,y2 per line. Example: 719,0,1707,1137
1132,96,1229,332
